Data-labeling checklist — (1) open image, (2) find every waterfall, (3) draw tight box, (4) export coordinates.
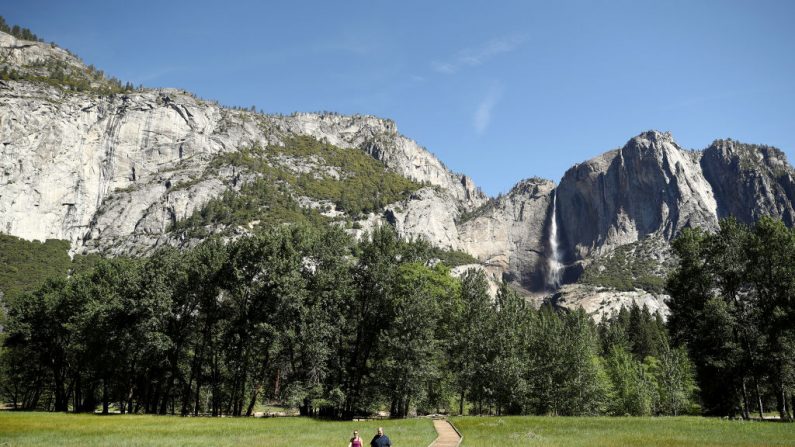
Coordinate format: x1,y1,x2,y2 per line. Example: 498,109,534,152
547,191,563,289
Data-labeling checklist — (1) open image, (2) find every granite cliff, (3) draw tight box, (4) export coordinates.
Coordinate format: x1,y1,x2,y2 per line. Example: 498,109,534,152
550,131,795,319
3,30,795,319
0,30,486,258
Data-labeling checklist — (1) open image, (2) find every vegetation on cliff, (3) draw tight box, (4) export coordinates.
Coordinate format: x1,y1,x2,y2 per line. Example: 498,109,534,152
578,238,672,294
170,136,423,237
0,16,43,42
0,15,134,94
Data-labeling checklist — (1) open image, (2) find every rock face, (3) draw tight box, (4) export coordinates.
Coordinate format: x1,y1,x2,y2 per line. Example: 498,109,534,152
547,132,795,317
450,264,502,297
4,31,795,317
0,32,84,75
0,32,486,257
458,178,555,291
384,187,463,250
0,83,233,252
551,284,670,323
701,139,795,226
553,131,795,268
556,131,719,261
270,113,487,209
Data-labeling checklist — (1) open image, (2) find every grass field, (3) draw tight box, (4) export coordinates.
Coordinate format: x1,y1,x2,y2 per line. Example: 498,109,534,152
2,413,794,447
451,416,795,447
0,412,437,447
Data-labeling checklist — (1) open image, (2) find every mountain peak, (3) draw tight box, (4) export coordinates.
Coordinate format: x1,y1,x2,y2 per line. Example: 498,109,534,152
707,138,789,166
509,177,555,195
626,130,678,153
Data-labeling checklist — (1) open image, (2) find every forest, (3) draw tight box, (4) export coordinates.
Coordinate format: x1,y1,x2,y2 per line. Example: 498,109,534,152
0,218,793,420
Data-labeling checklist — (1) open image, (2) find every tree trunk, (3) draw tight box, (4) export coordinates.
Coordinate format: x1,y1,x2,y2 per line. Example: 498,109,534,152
777,385,790,421
236,396,244,417
245,384,262,417
150,381,161,414
127,386,135,414
211,352,220,416
181,376,194,417
184,330,209,416
246,350,271,417
31,382,43,410
741,379,750,420
53,370,68,412
791,392,795,422
754,377,765,419
73,373,81,413
160,377,173,415
299,398,310,416
102,380,109,415
193,382,202,416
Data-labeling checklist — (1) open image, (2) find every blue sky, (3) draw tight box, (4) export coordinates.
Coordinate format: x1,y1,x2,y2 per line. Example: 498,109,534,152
4,1,794,196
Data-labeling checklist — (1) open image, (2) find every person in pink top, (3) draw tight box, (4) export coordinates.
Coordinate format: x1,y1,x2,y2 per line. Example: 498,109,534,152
348,430,363,447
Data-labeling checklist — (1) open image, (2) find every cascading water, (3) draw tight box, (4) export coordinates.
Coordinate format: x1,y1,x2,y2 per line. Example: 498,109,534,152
546,191,563,289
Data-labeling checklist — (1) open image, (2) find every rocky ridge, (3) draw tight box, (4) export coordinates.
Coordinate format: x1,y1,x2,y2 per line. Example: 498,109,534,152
701,138,795,226
0,31,486,258
556,131,719,261
3,31,795,318
548,131,795,318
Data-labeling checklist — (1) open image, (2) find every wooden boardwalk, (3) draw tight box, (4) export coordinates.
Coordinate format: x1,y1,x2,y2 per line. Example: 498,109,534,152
429,419,462,447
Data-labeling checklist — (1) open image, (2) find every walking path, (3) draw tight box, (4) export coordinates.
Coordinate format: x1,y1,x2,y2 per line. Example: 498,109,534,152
429,419,462,447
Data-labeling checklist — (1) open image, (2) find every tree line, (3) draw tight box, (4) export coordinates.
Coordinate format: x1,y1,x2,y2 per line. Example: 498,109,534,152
0,15,136,95
668,217,795,420
0,16,43,42
0,224,700,418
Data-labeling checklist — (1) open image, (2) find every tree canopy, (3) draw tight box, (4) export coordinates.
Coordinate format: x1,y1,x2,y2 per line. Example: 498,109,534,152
1,224,700,418
667,217,795,420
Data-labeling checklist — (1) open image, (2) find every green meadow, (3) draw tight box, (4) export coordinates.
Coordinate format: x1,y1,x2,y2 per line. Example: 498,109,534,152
0,412,436,447
452,416,795,447
2,413,795,447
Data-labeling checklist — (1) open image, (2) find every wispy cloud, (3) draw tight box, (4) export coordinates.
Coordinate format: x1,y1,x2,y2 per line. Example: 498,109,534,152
432,34,526,74
474,84,504,135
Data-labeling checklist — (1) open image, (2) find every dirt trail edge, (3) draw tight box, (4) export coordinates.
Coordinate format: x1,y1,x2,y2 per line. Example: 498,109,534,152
429,419,462,447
